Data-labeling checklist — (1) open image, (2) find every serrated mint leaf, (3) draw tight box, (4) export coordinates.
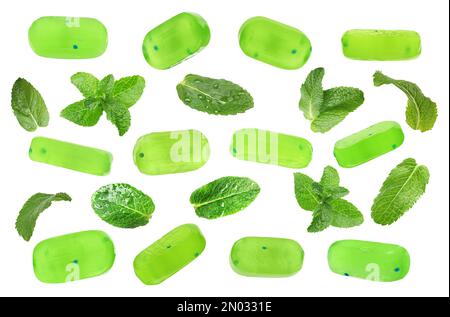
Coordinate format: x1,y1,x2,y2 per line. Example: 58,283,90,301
299,67,324,120
92,183,155,229
294,173,321,211
321,87,364,110
311,87,364,133
373,71,437,132
103,100,131,136
299,68,365,133
15,193,71,241
11,78,49,132
320,166,340,188
98,75,115,97
308,203,333,233
60,99,103,127
190,176,260,219
318,166,349,201
112,76,146,108
329,199,364,228
371,158,430,225
71,72,99,98
324,187,350,201
176,74,254,115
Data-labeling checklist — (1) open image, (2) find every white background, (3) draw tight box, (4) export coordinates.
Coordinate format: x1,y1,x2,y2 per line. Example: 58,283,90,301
0,0,448,297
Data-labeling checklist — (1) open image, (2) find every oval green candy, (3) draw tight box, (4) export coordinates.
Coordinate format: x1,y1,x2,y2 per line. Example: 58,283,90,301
334,121,404,168
231,128,312,169
133,130,210,175
239,16,311,70
29,137,113,176
134,224,206,285
143,12,210,70
230,237,304,277
328,240,410,282
342,29,421,61
33,230,115,284
29,16,108,59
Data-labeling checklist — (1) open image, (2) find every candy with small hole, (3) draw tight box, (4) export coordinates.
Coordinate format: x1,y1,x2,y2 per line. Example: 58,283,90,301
230,237,304,277
342,29,421,61
29,137,112,176
239,16,311,70
133,130,210,175
143,12,210,70
231,128,312,169
328,240,410,282
334,121,404,168
134,224,206,285
29,16,108,59
33,230,115,283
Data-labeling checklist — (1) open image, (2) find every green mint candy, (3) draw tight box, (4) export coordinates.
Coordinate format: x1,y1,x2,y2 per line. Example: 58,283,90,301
133,130,210,175
342,29,421,61
142,12,210,70
239,17,311,70
328,240,410,282
29,137,113,176
230,237,304,277
334,121,404,168
231,128,312,169
134,224,206,285
33,230,115,283
28,17,108,59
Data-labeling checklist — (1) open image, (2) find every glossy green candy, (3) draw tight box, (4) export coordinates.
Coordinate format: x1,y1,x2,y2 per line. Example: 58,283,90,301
230,237,304,277
328,240,410,282
231,128,312,169
134,224,206,285
33,231,115,283
29,17,108,59
334,121,404,168
342,29,421,61
143,12,210,70
29,137,112,176
133,130,210,175
239,17,311,70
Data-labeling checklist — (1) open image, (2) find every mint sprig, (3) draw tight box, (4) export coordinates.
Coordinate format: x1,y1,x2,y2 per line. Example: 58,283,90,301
61,73,145,136
299,68,365,133
294,166,364,233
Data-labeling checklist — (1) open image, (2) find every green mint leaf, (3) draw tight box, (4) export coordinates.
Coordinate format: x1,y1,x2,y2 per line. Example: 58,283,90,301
371,158,430,225
320,166,340,189
190,176,260,219
92,183,155,229
15,193,71,241
311,87,364,133
324,187,350,202
318,166,349,200
103,100,131,136
176,74,254,115
112,75,146,108
98,75,115,98
71,72,99,98
11,78,49,132
311,182,324,197
60,99,103,127
299,67,324,120
294,173,321,211
329,199,364,228
373,71,437,132
308,203,333,233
